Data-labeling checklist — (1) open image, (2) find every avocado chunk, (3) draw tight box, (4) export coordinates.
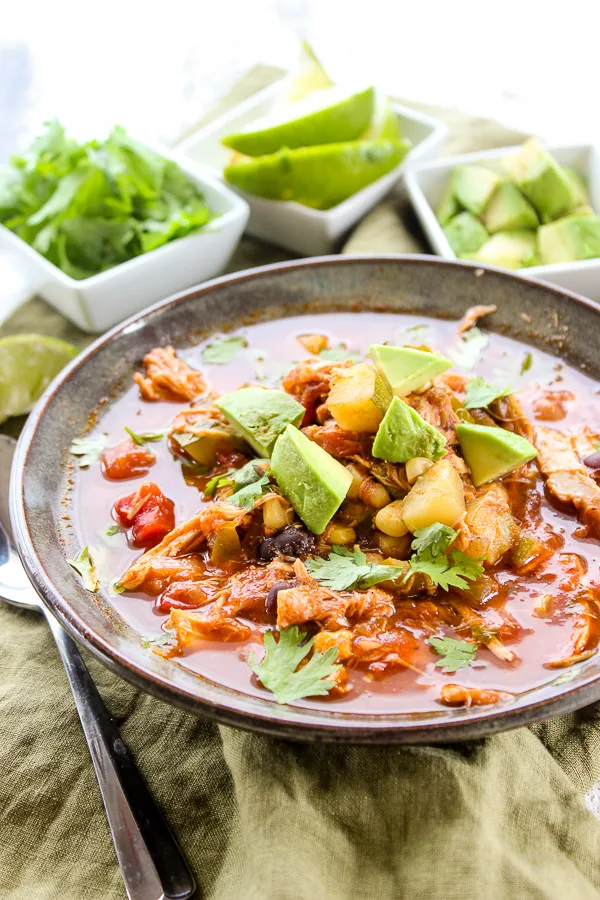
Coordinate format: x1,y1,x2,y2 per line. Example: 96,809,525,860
369,345,452,397
563,167,590,207
451,165,500,217
503,138,578,222
372,397,446,463
482,181,539,233
436,179,460,226
216,387,305,457
456,422,537,487
538,215,600,265
443,212,488,257
172,425,242,467
222,86,376,156
327,363,392,433
401,459,466,532
470,230,538,270
270,425,352,534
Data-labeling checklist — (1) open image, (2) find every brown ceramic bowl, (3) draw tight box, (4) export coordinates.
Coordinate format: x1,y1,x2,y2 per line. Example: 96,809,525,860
10,256,600,743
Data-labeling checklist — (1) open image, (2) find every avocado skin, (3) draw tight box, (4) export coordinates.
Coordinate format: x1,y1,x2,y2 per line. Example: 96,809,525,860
224,139,410,210
222,87,375,156
456,422,537,487
372,397,446,463
216,387,304,457
271,425,352,534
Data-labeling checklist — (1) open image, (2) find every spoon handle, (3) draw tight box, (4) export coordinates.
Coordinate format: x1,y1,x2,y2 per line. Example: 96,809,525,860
43,608,196,900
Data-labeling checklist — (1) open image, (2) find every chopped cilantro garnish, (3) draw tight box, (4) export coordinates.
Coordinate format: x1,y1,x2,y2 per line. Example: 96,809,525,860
232,476,271,511
411,523,457,557
318,343,361,362
106,524,120,536
305,545,405,591
124,425,168,445
520,352,533,375
248,626,341,704
67,546,98,592
204,468,236,497
141,630,176,649
202,336,247,364
463,376,511,409
70,434,107,467
428,636,477,673
406,523,483,591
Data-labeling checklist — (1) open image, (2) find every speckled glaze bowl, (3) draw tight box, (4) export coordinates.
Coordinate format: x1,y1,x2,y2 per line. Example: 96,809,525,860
10,256,600,743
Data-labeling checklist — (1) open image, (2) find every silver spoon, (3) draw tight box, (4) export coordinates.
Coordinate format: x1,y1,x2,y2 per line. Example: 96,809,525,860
0,434,196,900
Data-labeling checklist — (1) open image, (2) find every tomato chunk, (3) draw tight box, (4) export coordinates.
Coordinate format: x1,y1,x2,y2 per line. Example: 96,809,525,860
114,482,175,548
102,438,156,480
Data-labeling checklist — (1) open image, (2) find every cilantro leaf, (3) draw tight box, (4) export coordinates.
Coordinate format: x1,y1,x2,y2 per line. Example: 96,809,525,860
248,626,341,704
408,552,483,591
520,352,533,375
70,434,107,467
231,476,271,510
318,343,361,363
452,327,489,370
232,459,270,489
141,630,176,649
428,636,477,673
124,425,168,445
464,376,511,409
67,546,98,592
204,468,236,497
202,336,247,364
106,524,120,536
411,523,457,558
305,545,406,591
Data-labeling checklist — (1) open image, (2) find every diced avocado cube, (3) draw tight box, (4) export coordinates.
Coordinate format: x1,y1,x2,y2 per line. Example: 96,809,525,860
456,422,537,487
563,167,590,207
471,230,538,270
451,165,500,217
216,387,305,457
372,397,446,463
436,179,460,226
401,459,466,532
443,212,488,257
503,138,579,222
327,363,392,433
369,345,452,397
271,425,352,534
482,181,539,233
538,215,600,265
172,425,242,467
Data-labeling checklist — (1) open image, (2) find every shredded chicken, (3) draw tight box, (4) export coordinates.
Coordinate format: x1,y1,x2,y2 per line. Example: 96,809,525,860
439,685,513,707
134,346,206,402
534,426,600,536
462,484,519,566
406,383,461,444
457,305,497,335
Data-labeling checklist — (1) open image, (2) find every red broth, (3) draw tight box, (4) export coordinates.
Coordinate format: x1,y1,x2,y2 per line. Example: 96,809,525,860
73,312,600,714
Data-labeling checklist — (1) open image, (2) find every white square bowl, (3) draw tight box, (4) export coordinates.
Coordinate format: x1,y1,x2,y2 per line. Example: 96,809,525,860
0,145,249,333
405,143,600,301
177,83,448,257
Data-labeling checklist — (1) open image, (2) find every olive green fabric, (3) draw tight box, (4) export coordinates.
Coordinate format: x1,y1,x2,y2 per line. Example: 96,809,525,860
2,67,600,900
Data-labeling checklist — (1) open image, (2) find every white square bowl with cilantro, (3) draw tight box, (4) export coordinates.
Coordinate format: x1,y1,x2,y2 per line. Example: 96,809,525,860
177,82,447,257
405,143,600,301
0,144,249,333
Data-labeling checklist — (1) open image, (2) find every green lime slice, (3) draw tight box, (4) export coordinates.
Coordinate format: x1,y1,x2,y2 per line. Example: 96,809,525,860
284,41,334,103
362,95,402,141
224,138,411,210
0,334,78,424
222,86,375,157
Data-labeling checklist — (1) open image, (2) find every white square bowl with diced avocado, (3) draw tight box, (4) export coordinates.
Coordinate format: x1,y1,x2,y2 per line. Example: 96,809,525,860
404,142,600,301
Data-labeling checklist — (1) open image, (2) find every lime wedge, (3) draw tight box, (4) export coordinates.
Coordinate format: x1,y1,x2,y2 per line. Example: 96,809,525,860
0,334,78,424
284,41,334,103
224,138,410,210
222,86,376,157
362,95,401,141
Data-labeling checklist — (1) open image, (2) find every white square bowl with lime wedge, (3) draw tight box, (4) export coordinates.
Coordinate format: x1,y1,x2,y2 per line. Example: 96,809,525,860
405,142,600,300
177,82,447,257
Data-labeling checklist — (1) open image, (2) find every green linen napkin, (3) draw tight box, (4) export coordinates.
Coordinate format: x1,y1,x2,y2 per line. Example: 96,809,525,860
2,67,600,900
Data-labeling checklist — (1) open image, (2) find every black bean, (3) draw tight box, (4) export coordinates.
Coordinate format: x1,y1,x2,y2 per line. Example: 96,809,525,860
584,452,600,470
257,525,315,561
265,581,296,617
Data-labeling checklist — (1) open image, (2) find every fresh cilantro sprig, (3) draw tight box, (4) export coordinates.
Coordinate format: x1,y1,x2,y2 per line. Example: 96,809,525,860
202,336,247,364
142,630,176,649
464,376,511,410
406,524,483,591
124,425,168,445
248,626,341,704
67,546,98,592
428,636,477,673
233,476,271,511
305,546,406,591
70,434,107,467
